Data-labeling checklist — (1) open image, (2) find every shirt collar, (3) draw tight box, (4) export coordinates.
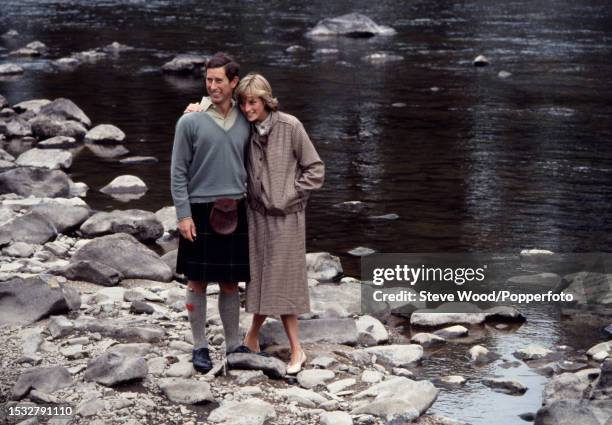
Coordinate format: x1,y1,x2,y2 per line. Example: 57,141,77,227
200,96,236,114
255,113,273,136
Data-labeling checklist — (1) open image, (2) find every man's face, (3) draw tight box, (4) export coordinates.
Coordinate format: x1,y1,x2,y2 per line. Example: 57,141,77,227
206,67,237,105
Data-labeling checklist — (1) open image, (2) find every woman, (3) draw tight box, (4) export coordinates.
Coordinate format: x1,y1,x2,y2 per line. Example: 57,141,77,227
237,73,324,373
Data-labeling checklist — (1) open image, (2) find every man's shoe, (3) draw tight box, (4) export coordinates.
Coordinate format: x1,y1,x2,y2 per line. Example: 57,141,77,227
192,347,213,373
227,345,254,354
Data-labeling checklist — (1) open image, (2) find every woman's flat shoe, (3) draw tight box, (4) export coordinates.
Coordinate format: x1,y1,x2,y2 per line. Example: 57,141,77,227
286,350,307,375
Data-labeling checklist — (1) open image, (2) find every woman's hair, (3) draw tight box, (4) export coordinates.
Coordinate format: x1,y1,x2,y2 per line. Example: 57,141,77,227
235,73,279,111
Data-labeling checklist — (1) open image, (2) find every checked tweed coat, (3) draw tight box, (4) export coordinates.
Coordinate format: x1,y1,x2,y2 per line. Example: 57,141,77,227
246,111,324,315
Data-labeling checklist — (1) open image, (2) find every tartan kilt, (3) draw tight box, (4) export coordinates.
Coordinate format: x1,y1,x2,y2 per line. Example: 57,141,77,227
176,199,250,283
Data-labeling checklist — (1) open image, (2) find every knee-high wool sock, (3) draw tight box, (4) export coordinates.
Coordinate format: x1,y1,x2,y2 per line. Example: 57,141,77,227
218,290,240,353
186,287,208,350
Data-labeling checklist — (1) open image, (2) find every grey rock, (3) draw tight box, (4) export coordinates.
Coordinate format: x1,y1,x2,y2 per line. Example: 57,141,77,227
327,377,356,393
369,213,400,220
276,386,327,407
13,99,51,114
226,352,286,379
1,30,19,39
297,369,335,389
74,316,165,342
473,55,489,66
309,282,361,318
16,148,73,170
38,136,78,149
0,211,57,245
159,378,215,404
58,260,123,286
542,371,594,404
563,272,612,306
161,54,207,75
80,209,164,242
2,116,32,137
84,124,126,144
71,233,173,282
410,310,486,327
482,378,527,395
28,201,91,233
260,318,358,347
155,206,178,235
307,13,396,37
286,45,306,53
3,242,38,257
362,52,404,64
0,277,80,325
0,63,24,75
0,167,72,197
103,41,134,53
39,98,91,128
484,306,526,323
435,375,467,388
590,358,612,400
348,246,376,256
208,398,276,425
109,343,153,357
86,143,129,158
47,315,74,338
514,344,553,361
73,49,107,61
356,315,389,346
534,400,601,425
30,115,87,140
587,341,611,358
11,366,72,400
433,325,469,339
60,344,85,360
165,361,194,378
84,351,147,386
306,252,343,281
411,333,447,348
54,57,80,71
0,94,7,109
351,377,440,416
358,344,423,367
119,156,158,165
130,300,155,314
604,324,612,338
320,411,352,425
76,397,106,417
507,272,560,285
469,345,500,364
100,175,147,194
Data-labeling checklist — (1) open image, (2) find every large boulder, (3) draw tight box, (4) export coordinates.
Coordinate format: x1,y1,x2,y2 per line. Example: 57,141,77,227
24,198,91,233
58,260,123,286
0,276,80,326
16,148,73,170
74,316,165,341
306,252,343,281
30,115,87,140
161,54,207,75
11,366,72,400
534,400,604,425
306,13,396,38
80,209,164,242
0,211,57,245
84,124,126,144
100,175,147,194
84,351,148,386
13,99,51,114
352,377,438,423
71,233,173,281
562,272,612,306
357,344,423,367
0,167,73,197
155,205,178,235
260,318,358,347
309,282,360,318
38,98,91,128
0,116,32,137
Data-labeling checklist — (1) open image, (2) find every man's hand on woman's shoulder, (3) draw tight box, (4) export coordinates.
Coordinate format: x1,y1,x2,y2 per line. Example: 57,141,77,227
184,103,204,114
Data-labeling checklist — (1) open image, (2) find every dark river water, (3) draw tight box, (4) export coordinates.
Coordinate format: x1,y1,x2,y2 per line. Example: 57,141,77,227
1,1,611,424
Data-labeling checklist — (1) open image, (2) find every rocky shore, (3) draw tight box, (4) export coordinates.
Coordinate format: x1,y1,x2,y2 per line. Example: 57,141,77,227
0,92,611,425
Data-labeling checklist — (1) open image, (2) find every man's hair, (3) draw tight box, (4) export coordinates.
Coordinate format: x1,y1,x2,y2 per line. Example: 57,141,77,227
205,52,240,81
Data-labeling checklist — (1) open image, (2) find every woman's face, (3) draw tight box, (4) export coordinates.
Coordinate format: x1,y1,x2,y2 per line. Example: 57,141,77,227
240,95,268,123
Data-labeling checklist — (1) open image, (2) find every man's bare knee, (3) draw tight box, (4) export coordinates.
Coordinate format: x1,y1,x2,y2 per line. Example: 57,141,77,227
219,282,238,294
188,281,208,294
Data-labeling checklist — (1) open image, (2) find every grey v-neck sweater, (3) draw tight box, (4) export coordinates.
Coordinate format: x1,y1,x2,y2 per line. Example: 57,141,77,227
171,110,250,220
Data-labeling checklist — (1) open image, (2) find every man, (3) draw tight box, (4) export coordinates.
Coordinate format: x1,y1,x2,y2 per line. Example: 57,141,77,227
170,52,251,374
